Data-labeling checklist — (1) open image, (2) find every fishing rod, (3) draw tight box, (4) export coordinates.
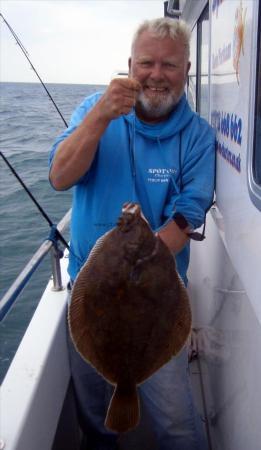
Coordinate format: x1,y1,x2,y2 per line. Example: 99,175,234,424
0,151,70,252
0,13,73,251
0,12,68,128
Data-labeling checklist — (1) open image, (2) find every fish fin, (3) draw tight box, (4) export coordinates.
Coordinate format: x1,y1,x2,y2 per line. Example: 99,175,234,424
82,231,111,265
105,381,140,433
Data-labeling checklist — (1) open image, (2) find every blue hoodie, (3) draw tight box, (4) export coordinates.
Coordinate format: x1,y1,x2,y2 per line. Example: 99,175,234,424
49,92,215,283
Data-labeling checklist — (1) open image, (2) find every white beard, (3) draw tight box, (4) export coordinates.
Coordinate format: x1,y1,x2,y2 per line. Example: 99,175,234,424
136,90,181,120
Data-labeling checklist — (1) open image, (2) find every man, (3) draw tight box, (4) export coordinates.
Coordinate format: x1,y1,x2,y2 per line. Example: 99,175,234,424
49,17,215,450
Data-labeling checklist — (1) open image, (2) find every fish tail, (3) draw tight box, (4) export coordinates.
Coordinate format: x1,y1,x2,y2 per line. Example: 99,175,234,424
105,381,140,433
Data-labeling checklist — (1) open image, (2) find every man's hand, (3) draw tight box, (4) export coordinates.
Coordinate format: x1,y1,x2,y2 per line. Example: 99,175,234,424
97,78,141,120
50,78,141,190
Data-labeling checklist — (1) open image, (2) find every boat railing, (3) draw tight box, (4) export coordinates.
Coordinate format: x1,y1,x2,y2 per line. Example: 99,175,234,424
0,209,71,322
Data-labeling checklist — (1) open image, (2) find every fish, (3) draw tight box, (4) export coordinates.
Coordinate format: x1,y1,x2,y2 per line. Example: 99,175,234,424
68,202,191,433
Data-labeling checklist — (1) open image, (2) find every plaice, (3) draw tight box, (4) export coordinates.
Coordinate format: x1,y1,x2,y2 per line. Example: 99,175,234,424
68,202,191,433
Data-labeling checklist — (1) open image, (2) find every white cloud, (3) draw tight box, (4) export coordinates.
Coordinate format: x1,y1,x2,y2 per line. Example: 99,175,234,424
0,0,164,84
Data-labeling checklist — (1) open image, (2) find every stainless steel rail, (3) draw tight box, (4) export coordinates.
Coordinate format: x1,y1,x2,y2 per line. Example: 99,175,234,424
0,209,71,322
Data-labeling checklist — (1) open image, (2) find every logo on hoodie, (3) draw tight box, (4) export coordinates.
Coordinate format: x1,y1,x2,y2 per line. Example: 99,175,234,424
147,167,177,184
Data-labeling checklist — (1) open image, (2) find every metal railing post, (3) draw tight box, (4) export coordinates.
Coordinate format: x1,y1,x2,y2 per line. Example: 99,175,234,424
50,245,64,291
0,209,71,321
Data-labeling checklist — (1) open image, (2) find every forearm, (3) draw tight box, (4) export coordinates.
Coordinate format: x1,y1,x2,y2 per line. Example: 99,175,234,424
49,78,141,191
49,102,110,190
157,220,190,254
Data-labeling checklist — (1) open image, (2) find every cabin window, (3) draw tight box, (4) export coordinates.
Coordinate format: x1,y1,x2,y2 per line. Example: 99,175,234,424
248,5,261,211
187,26,197,111
197,6,209,120
253,25,261,187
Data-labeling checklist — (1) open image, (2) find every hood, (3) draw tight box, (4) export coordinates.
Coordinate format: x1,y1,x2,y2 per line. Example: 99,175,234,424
123,94,194,141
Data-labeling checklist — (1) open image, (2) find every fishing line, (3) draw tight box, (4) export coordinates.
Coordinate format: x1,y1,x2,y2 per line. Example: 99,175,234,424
0,13,68,128
130,108,138,202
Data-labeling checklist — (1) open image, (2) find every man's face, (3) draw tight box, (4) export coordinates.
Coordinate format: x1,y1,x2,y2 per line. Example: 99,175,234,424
129,30,191,123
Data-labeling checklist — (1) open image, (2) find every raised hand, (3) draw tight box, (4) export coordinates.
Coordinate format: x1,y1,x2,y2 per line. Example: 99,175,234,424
97,78,141,120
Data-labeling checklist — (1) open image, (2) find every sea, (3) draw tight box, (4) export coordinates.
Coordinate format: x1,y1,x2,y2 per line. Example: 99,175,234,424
0,81,106,383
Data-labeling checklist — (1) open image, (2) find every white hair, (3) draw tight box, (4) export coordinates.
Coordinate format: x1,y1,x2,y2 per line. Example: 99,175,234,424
131,17,191,59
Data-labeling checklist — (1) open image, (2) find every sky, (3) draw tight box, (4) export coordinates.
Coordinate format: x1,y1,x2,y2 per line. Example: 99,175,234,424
0,0,165,85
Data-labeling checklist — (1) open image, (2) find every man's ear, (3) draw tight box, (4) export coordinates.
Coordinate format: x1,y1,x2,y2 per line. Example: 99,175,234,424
128,57,132,75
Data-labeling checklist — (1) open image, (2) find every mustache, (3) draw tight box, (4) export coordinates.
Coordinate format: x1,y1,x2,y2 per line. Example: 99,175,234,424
143,84,169,89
